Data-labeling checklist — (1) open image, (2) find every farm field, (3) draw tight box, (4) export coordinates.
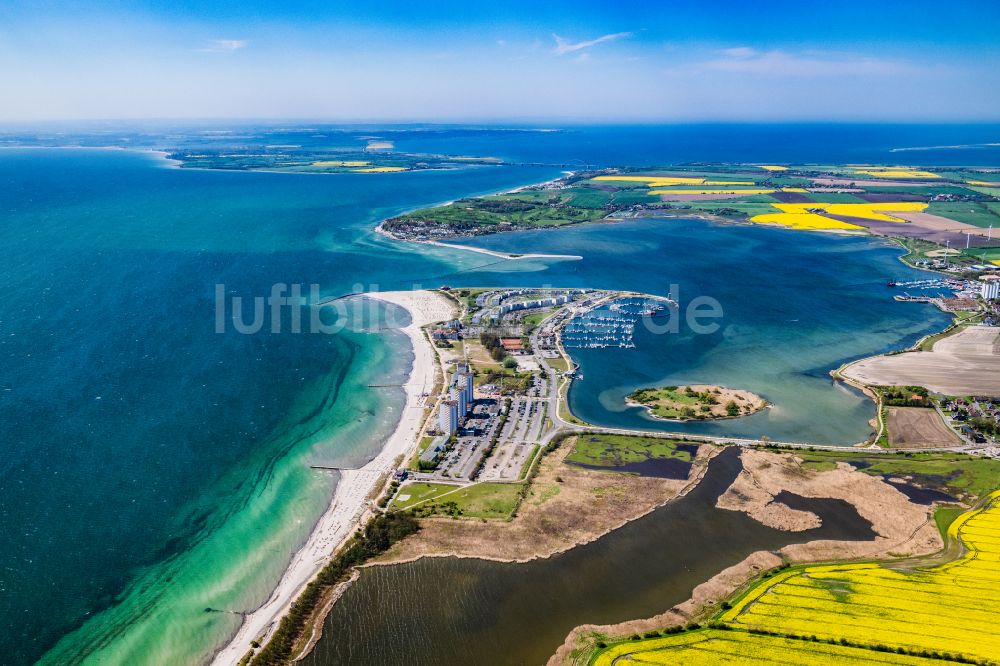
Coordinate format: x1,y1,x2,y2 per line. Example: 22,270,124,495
590,492,1000,665
928,201,1000,228
841,325,1000,396
592,629,957,666
382,165,1000,263
885,406,961,448
963,246,1000,265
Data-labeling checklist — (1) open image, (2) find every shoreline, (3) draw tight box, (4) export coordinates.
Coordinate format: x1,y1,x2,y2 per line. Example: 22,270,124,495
421,239,583,261
373,441,723,568
216,176,966,663
624,384,769,423
210,290,455,666
372,170,576,248
548,447,952,666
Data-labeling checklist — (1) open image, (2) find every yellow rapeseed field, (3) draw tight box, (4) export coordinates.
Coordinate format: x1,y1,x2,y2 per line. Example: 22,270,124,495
759,165,789,171
750,212,864,230
778,202,926,222
591,492,1000,665
593,629,949,665
311,160,370,167
967,180,1000,186
750,202,926,229
593,176,757,188
352,166,407,173
648,188,776,195
849,167,941,179
721,492,1000,662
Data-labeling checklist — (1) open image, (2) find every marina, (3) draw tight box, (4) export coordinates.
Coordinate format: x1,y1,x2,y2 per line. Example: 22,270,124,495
560,296,676,350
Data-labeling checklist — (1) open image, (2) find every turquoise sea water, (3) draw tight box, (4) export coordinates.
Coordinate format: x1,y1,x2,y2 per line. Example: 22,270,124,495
0,148,557,665
0,126,984,665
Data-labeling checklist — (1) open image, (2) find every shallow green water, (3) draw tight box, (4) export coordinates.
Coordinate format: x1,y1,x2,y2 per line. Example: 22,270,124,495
0,148,555,665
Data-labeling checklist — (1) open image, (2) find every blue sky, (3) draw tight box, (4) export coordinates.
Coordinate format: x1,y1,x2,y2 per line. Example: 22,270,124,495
2,0,999,122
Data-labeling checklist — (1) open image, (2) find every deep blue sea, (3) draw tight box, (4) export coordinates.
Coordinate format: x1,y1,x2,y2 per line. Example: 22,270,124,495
0,124,991,665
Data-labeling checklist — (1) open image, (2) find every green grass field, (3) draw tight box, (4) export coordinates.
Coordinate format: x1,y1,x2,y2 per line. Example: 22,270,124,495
566,433,696,468
933,504,966,541
392,482,524,519
408,436,437,470
967,185,1000,198
963,246,1000,264
608,189,662,205
786,449,1000,499
569,188,613,208
545,355,570,372
521,309,551,333
678,201,778,217
928,201,1000,228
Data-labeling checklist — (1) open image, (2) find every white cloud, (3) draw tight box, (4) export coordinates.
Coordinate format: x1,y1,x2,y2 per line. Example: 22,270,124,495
722,46,757,59
677,48,917,77
552,31,631,55
197,39,248,53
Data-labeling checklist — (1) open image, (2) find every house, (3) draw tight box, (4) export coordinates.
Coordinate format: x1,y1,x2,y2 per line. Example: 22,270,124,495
500,337,525,353
431,328,460,341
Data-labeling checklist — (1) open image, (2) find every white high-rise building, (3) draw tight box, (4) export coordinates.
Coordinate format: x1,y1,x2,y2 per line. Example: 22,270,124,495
450,386,467,420
982,280,1000,301
449,362,474,415
438,399,458,435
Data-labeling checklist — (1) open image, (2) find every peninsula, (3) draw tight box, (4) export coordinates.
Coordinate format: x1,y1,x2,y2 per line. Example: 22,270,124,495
380,165,1000,275
233,276,1000,666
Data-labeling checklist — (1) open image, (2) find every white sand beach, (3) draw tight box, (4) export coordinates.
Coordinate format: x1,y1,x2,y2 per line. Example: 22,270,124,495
424,239,583,261
211,289,455,666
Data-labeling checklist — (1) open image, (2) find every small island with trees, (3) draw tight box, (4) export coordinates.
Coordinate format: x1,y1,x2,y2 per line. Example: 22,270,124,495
627,384,768,421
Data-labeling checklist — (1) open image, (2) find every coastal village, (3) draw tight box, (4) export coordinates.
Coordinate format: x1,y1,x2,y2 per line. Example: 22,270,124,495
10,5,1000,665
380,266,1000,524
227,165,1000,666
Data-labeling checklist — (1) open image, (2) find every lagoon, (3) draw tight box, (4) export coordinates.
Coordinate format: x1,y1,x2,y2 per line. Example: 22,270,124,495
0,128,961,664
